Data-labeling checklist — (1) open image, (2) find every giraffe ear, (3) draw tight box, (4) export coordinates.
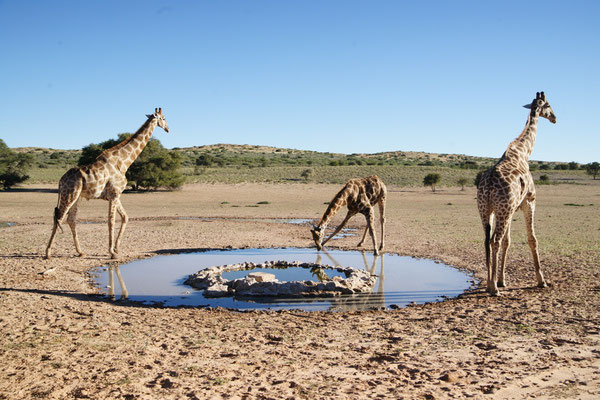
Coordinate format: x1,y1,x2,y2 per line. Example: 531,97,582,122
523,104,532,109
146,114,153,119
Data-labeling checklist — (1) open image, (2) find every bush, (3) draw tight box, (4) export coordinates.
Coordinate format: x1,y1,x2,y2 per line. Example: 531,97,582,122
0,139,34,189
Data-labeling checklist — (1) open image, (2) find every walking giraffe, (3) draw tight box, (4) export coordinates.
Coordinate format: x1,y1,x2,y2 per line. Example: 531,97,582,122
477,92,556,296
44,108,169,260
311,176,386,255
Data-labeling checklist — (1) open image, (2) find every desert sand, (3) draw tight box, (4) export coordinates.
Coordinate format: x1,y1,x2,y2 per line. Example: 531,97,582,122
1,183,599,399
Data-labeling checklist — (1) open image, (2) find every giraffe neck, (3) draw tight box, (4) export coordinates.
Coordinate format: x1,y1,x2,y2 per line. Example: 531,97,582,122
504,112,539,162
317,189,348,229
105,118,158,173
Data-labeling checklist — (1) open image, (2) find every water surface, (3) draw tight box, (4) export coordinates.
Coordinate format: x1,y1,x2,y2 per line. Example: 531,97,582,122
93,248,474,311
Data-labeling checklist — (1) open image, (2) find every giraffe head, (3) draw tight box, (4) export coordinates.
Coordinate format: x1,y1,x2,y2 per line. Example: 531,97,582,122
146,107,170,133
310,226,324,250
523,92,556,124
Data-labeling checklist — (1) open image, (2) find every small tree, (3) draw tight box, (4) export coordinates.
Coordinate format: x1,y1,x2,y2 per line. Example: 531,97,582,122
423,173,441,192
0,139,34,189
586,162,600,180
457,177,469,191
300,168,313,181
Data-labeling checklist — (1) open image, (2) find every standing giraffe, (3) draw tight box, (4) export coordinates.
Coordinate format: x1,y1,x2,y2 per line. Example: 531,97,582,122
311,175,386,255
477,92,556,296
44,108,169,260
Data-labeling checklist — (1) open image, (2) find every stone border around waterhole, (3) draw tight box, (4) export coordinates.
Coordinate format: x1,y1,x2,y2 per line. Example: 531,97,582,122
184,260,377,298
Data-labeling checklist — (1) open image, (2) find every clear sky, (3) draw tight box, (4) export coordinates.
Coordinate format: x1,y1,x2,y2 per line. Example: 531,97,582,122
0,1,598,163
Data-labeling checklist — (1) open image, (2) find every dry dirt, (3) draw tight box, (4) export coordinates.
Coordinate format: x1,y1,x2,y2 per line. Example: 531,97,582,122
1,182,599,399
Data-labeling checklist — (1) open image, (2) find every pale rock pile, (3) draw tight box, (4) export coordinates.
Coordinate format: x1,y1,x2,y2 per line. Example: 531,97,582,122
184,260,376,298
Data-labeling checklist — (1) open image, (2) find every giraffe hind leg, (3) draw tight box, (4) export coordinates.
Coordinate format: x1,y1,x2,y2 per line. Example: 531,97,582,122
66,200,85,257
45,187,81,260
497,221,511,288
364,208,379,256
113,199,129,255
378,196,386,252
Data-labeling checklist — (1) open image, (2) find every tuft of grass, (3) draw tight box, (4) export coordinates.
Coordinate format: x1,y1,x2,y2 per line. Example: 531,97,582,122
257,201,270,204
564,203,585,207
220,201,229,204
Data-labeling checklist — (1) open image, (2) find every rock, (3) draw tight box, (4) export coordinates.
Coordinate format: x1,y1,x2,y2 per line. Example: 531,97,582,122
203,283,231,298
440,371,461,383
247,272,277,282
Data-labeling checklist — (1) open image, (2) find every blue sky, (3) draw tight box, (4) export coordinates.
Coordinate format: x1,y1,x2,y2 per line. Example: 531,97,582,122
1,1,598,163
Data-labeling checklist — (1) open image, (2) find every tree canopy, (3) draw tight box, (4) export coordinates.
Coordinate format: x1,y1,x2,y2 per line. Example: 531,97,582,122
0,139,34,189
586,162,600,180
79,134,184,190
423,173,441,192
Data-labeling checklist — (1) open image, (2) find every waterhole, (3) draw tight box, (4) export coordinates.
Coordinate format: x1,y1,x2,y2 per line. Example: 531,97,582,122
93,248,474,311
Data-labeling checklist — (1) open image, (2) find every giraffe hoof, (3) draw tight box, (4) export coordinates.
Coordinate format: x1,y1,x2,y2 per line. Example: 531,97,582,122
538,282,548,289
497,281,507,288
76,253,86,258
373,250,380,256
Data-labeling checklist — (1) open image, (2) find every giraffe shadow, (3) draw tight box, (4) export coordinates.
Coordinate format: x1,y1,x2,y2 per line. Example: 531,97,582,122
153,247,221,255
0,287,185,309
458,284,550,298
0,188,58,193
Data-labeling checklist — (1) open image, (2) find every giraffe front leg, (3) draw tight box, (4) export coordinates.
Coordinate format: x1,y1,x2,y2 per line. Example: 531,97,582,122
66,200,85,257
321,211,354,248
113,199,129,255
356,225,369,247
522,200,547,288
108,200,118,259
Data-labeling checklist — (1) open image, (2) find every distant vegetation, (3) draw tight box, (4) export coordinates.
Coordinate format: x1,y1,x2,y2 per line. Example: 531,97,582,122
0,139,34,189
7,142,598,188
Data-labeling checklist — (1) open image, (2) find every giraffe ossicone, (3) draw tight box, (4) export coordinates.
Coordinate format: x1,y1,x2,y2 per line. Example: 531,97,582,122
44,108,169,261
476,92,556,296
311,175,386,256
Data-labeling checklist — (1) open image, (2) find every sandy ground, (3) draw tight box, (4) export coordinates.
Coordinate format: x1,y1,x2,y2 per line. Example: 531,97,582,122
1,182,599,399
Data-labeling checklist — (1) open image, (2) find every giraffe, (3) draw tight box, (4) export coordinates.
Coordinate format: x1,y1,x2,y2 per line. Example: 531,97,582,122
44,108,169,260
477,92,556,296
310,175,386,255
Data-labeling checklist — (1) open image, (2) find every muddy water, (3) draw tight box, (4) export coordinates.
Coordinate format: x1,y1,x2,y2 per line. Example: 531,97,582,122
93,248,475,311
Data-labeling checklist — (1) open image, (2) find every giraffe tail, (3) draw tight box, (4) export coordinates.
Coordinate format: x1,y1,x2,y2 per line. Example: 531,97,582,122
484,222,491,267
54,207,64,234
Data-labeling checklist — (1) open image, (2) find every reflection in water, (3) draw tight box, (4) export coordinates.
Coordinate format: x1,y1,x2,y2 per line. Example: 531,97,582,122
107,265,128,300
94,248,474,311
315,249,386,311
